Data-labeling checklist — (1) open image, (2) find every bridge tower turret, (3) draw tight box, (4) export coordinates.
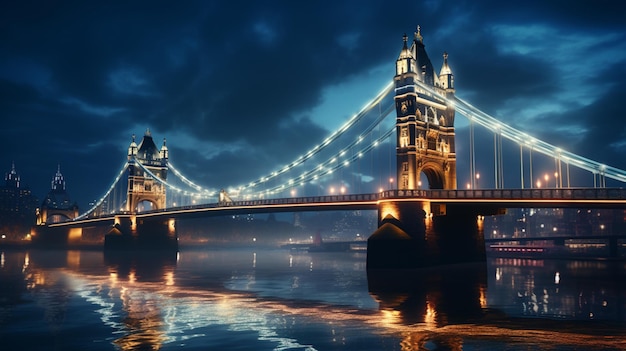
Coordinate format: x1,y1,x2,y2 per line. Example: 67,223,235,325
126,129,168,213
394,26,456,190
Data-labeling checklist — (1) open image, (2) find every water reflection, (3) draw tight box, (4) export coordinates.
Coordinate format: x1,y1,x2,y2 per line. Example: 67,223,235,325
488,258,626,321
2,249,626,351
368,259,626,350
367,263,488,327
102,251,178,350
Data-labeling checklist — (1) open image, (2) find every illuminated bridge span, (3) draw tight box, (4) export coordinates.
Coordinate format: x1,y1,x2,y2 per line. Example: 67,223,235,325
51,187,626,229
35,25,626,268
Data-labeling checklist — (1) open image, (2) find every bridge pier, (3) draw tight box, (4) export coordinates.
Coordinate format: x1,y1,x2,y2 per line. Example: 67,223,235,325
368,200,501,269
105,216,178,251
32,226,83,247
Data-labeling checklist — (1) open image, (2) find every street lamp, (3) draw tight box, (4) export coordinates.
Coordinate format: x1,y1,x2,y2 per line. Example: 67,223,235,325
389,177,394,190
475,173,480,189
554,172,559,188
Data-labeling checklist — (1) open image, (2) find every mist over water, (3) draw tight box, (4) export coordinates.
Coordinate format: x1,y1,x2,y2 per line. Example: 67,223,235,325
1,247,625,350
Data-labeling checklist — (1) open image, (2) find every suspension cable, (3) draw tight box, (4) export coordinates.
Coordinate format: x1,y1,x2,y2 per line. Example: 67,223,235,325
75,161,129,220
409,79,626,184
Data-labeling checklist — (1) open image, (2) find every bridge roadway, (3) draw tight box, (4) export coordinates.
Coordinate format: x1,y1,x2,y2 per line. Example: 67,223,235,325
49,187,626,229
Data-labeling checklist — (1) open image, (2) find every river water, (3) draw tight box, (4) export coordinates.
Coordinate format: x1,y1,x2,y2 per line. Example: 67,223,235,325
1,248,625,350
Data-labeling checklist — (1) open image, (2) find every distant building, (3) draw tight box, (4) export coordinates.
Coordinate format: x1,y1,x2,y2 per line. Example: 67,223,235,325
37,165,79,224
0,163,38,240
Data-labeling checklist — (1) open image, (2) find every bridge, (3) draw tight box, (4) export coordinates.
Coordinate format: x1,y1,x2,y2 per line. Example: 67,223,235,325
34,26,626,268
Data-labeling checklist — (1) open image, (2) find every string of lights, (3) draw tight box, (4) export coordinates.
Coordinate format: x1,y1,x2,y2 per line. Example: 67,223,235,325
167,161,218,196
410,79,626,183
74,161,129,220
78,77,626,219
236,82,394,191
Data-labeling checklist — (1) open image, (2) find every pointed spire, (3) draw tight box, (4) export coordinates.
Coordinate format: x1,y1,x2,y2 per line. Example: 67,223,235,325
440,52,452,75
160,137,169,160
397,33,413,60
415,25,423,43
128,133,138,158
5,161,20,187
439,51,454,90
145,128,151,137
52,164,65,191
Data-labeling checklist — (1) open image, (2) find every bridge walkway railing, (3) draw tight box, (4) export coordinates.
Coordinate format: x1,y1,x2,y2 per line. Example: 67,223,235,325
379,188,626,201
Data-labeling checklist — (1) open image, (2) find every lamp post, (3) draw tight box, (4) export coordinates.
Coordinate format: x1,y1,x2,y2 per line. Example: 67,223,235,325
554,172,559,188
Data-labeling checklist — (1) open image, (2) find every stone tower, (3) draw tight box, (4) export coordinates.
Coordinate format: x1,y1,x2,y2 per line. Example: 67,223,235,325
394,26,456,190
126,129,169,213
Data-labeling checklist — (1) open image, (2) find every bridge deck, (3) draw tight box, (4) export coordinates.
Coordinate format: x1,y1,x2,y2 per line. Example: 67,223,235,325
50,188,626,228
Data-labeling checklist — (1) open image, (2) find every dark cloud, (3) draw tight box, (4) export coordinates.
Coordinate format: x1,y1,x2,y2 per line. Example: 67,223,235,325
1,0,625,207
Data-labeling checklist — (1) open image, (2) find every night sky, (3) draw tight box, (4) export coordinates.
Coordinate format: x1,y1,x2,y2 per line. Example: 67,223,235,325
2,1,625,208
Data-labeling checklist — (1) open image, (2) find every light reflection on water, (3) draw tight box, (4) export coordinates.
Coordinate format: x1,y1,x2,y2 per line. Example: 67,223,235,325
0,248,625,350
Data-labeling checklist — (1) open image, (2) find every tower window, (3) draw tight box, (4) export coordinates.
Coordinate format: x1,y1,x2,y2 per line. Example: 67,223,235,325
400,127,409,147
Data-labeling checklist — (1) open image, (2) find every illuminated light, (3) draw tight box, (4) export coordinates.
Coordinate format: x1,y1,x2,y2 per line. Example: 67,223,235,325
358,152,363,158
165,271,174,286
331,158,337,163
373,141,379,147
424,300,437,327
555,272,560,284
340,150,346,156
344,160,349,167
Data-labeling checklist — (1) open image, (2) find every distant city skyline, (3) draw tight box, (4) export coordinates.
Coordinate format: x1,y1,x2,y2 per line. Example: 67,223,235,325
1,1,625,207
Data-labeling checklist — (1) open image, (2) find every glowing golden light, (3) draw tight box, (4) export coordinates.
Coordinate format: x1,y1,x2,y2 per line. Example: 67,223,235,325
424,300,437,327
378,201,399,221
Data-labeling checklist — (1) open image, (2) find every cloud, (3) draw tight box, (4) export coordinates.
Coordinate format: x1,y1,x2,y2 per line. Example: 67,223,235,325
1,0,625,207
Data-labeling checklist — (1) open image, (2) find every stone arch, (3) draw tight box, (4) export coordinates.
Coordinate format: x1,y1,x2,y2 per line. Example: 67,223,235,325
419,162,446,189
133,197,159,212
